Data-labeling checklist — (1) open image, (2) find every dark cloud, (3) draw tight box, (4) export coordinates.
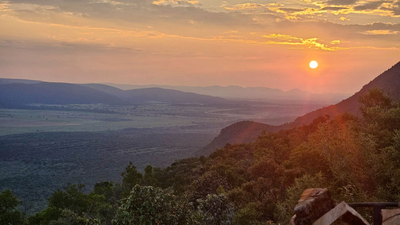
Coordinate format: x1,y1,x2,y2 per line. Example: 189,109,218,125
278,7,305,13
395,2,400,15
361,22,400,31
326,0,357,6
353,1,386,10
381,1,400,15
321,6,348,10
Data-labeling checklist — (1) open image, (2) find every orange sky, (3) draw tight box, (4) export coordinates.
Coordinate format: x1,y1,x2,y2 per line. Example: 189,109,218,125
0,0,399,93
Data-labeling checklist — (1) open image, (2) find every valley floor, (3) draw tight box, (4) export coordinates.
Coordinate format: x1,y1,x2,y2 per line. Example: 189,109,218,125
0,100,329,214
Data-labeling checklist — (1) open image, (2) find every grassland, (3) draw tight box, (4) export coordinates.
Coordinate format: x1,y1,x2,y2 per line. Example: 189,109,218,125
0,104,222,136
0,102,325,136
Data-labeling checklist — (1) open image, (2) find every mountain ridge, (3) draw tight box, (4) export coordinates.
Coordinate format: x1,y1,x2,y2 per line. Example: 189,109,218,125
0,82,125,107
104,83,349,103
196,61,400,156
0,81,230,107
0,78,348,104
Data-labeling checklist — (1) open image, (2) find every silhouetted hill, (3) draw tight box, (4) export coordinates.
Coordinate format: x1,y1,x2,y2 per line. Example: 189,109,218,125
197,61,400,156
80,83,126,97
105,84,348,103
196,121,278,156
0,78,42,84
0,82,125,107
0,81,230,107
121,88,229,105
83,84,230,104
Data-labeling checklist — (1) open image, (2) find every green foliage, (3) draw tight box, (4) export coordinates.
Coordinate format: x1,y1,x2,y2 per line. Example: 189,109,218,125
358,88,400,148
0,190,25,225
47,209,101,225
142,165,157,187
234,202,264,225
112,185,199,225
28,207,62,225
197,194,235,225
121,162,143,197
359,88,393,112
19,88,400,224
30,183,116,225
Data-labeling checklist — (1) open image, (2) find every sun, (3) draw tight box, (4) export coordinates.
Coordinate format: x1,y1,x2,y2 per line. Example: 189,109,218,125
309,61,318,69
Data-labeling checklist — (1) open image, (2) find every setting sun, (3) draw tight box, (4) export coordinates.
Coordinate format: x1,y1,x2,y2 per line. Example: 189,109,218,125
309,61,318,69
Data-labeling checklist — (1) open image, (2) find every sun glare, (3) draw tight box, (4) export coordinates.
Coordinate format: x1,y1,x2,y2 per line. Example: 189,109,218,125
309,61,318,69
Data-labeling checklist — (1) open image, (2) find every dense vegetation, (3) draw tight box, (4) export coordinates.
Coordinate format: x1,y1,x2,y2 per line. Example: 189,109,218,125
0,130,215,214
2,88,400,225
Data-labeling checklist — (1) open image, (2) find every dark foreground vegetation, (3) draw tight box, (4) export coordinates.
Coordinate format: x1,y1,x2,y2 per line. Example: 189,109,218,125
2,88,400,225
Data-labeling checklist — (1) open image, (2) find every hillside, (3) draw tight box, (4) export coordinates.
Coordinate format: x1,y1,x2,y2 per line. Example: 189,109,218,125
0,82,125,107
106,83,348,103
0,82,230,107
121,88,229,105
197,61,400,156
80,83,126,97
0,78,42,84
82,83,229,104
196,121,277,156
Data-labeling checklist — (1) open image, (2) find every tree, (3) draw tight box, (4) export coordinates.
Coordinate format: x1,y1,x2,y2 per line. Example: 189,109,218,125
358,88,393,112
47,209,101,225
197,194,235,225
30,183,109,225
48,184,89,213
120,162,142,196
112,185,199,225
0,190,24,225
142,165,157,186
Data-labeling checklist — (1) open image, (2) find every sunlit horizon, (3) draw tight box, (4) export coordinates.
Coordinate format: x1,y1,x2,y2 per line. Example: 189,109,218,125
1,0,399,94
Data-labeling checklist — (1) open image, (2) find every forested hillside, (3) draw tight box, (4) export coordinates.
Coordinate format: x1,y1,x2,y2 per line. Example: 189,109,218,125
2,88,400,225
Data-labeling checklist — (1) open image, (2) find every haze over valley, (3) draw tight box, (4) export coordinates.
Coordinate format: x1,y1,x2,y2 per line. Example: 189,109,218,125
1,0,400,223
0,78,337,213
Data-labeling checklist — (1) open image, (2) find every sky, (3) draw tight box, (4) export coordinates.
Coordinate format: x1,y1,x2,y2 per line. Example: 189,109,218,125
0,0,399,94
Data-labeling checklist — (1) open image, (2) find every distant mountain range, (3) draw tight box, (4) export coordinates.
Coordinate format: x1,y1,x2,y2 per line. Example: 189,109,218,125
0,82,124,107
81,83,228,105
0,81,229,107
105,84,349,103
0,78,348,107
197,61,400,156
0,78,42,85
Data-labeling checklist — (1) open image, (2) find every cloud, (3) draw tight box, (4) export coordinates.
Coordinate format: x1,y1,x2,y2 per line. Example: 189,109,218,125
1,0,400,52
261,33,343,51
354,1,386,10
223,3,270,10
152,0,199,6
322,6,349,10
380,1,400,15
360,29,399,35
3,0,261,31
279,7,307,13
326,0,358,6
